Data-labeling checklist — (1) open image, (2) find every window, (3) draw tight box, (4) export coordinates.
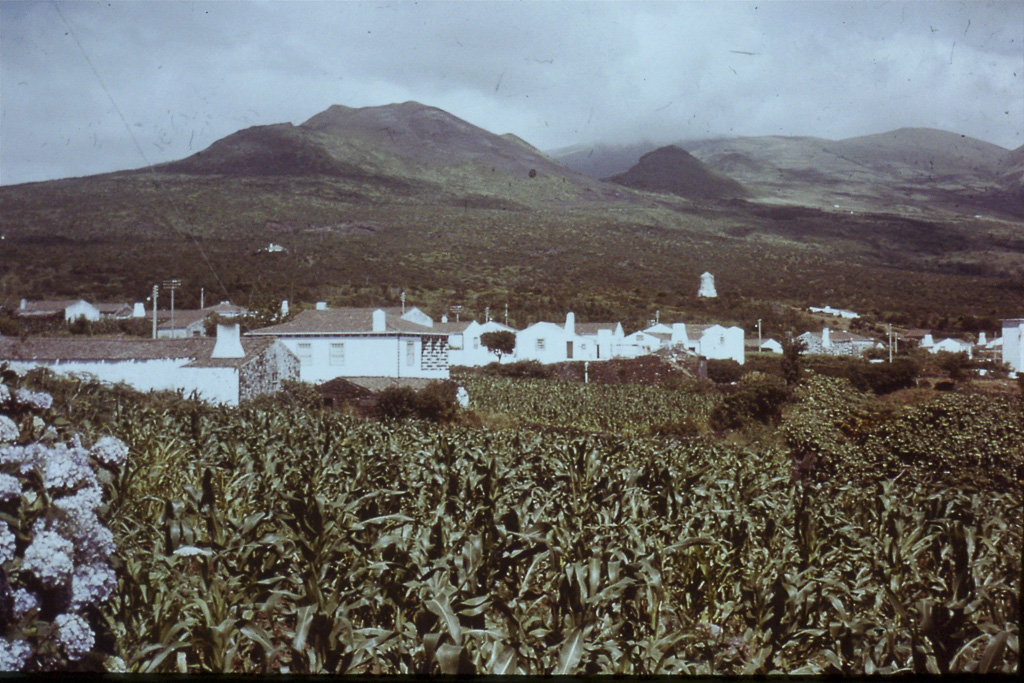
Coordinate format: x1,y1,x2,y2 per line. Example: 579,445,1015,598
473,337,480,350
406,341,416,366
536,338,546,352
329,342,345,366
296,343,312,365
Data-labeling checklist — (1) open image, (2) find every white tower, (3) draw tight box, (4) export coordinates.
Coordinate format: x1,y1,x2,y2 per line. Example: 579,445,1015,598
698,272,717,298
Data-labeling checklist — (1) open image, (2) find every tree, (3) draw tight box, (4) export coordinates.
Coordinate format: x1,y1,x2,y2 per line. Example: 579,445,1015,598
480,330,516,362
780,335,807,386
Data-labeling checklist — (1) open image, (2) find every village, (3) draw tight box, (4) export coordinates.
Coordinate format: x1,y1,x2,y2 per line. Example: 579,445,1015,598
1,272,1020,406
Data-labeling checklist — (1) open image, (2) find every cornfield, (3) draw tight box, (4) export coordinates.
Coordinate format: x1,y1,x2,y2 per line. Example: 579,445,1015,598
6,370,1022,673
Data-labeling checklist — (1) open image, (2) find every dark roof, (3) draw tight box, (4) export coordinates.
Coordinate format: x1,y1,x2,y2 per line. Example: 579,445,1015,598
156,304,248,330
250,308,445,336
433,320,474,334
575,322,619,335
15,300,89,317
0,335,276,369
94,303,132,314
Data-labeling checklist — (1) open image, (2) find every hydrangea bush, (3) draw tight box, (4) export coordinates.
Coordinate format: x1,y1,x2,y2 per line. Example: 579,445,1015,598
1,366,126,672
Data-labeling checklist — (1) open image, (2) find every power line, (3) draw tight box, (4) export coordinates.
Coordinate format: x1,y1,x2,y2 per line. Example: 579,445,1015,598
51,1,231,300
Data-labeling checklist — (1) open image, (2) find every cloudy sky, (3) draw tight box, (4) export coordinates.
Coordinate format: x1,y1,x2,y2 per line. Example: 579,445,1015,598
2,0,1021,185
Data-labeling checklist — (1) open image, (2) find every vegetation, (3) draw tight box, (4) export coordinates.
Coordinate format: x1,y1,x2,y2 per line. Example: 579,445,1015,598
479,331,516,362
1,351,1020,674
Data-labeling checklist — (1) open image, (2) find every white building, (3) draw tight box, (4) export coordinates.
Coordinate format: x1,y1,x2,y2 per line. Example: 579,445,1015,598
809,305,860,319
16,299,101,322
697,272,717,298
0,323,296,405
515,313,600,363
575,322,626,360
929,337,973,358
672,323,745,364
156,302,248,339
248,306,449,383
444,319,519,367
1001,319,1023,372
798,328,879,357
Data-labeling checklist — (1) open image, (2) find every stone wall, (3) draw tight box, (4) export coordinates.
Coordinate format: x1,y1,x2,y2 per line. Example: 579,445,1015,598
239,341,300,402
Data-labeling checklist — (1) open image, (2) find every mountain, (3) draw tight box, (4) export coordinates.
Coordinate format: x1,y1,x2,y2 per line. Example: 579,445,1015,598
605,145,748,200
545,140,661,180
553,128,1021,218
159,101,624,206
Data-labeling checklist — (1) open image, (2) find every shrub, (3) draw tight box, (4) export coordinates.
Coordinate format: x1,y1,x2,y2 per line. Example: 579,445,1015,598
709,372,791,431
375,386,420,421
706,359,743,384
484,360,553,379
0,369,124,672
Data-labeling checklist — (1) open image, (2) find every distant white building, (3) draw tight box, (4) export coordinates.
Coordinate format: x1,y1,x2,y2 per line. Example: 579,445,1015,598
669,322,745,364
444,319,518,366
16,299,101,322
798,327,879,357
0,323,296,405
929,337,973,358
809,305,860,319
1001,319,1024,372
697,272,717,298
515,313,600,363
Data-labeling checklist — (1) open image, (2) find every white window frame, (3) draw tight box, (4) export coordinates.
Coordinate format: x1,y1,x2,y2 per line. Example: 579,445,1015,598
296,342,313,365
406,340,416,367
329,342,345,366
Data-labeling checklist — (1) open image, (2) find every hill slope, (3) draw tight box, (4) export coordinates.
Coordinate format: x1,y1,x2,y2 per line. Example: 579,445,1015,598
606,145,748,200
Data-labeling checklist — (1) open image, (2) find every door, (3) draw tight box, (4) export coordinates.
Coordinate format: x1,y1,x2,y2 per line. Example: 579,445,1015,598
566,341,573,359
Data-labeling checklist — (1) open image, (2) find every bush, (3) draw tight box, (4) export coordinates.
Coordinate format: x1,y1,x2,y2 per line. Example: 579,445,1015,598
808,356,920,395
482,360,553,379
709,372,791,431
375,381,460,424
706,359,743,384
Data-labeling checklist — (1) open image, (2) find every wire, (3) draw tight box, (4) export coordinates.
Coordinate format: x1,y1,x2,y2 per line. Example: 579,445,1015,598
51,1,231,300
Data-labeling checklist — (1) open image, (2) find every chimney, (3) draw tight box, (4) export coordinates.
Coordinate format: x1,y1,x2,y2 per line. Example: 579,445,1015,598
132,302,145,318
922,333,934,347
372,309,386,332
20,299,27,310
671,322,687,344
978,331,986,345
316,301,327,310
822,327,831,348
565,312,575,336
441,314,449,323
281,300,289,317
211,323,245,359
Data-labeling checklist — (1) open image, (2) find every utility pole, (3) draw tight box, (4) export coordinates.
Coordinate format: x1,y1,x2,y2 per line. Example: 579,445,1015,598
151,284,158,339
888,324,893,363
401,291,406,315
758,318,762,350
505,302,509,326
163,279,181,337
200,286,204,310
485,306,490,323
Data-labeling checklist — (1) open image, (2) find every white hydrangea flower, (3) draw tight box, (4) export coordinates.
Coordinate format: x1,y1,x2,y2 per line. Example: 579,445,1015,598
0,473,19,502
0,638,33,672
55,485,103,517
63,514,115,566
172,545,213,557
21,528,74,588
0,383,10,404
11,587,39,619
55,613,95,661
13,388,53,412
0,415,18,444
70,563,117,610
0,521,15,565
90,436,128,468
41,443,97,492
104,656,127,673
1,442,46,475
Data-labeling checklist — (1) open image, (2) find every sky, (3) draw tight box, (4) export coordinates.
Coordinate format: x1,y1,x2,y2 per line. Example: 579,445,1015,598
1,0,1022,185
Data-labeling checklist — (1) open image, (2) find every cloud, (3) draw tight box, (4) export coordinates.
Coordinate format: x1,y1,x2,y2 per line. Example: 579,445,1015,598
1,0,1021,185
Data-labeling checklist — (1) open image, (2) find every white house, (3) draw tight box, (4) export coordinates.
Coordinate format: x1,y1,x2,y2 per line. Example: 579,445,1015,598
1000,319,1023,372
575,322,626,360
16,299,101,322
674,323,745,364
0,323,297,405
621,329,664,357
248,306,449,383
809,305,860,319
798,328,879,357
515,313,599,363
157,302,249,339
443,319,519,366
929,337,973,358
